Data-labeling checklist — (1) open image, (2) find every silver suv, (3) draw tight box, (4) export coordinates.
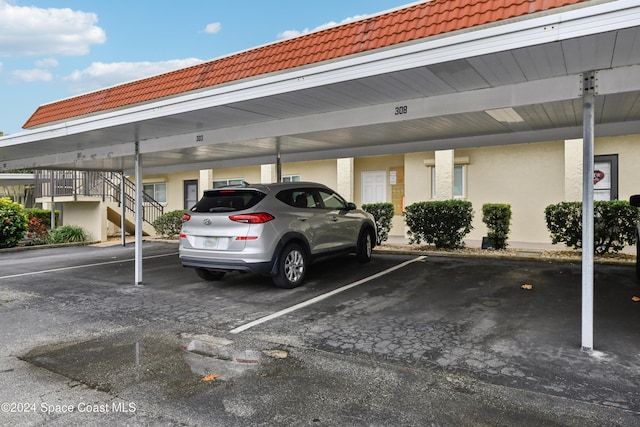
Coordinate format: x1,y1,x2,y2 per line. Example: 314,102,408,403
179,182,377,288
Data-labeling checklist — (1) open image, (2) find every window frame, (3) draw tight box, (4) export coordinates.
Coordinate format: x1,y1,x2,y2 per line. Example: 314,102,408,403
142,182,167,203
282,175,301,183
213,178,245,188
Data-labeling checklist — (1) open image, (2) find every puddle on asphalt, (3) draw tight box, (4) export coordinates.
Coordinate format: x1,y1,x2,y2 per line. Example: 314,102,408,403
20,329,287,395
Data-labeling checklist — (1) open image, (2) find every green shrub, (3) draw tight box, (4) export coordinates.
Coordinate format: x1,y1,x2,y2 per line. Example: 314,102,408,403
362,202,395,244
545,200,640,254
0,197,28,248
49,225,88,244
152,210,186,238
405,200,474,249
482,203,512,249
24,208,59,229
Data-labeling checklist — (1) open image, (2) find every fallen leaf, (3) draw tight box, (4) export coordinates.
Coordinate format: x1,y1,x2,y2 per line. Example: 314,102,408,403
521,284,533,290
263,349,288,359
632,296,640,302
202,373,220,382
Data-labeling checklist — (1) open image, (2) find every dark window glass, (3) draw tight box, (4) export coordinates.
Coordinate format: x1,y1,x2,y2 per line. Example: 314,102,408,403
276,189,319,208
317,189,347,209
191,189,266,213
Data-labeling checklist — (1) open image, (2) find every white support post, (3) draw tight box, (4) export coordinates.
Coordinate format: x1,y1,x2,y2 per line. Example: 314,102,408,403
134,141,143,286
581,72,596,351
50,172,56,229
120,171,126,247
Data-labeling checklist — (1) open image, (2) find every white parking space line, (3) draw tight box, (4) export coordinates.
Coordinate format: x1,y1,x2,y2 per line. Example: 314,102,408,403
0,252,178,280
229,255,427,334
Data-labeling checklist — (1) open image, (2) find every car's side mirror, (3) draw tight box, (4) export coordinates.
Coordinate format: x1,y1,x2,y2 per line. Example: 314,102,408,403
630,194,640,207
346,202,357,210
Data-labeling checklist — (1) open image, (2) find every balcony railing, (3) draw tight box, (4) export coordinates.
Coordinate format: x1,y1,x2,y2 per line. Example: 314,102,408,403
34,170,164,226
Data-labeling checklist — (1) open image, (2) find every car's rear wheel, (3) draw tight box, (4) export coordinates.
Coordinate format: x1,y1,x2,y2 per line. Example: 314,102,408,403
356,229,373,263
195,268,226,281
273,243,306,289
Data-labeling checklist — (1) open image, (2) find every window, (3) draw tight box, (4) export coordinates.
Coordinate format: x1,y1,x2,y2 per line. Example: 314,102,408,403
453,165,465,198
213,178,245,188
317,189,347,210
277,189,317,208
143,183,166,203
594,154,618,201
431,165,466,199
282,175,301,183
192,189,266,213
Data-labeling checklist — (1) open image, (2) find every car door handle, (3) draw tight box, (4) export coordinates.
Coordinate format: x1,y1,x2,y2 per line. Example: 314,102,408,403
297,217,308,222
331,217,338,222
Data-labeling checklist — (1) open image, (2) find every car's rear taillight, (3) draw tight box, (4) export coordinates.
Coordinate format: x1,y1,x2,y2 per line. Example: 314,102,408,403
228,213,275,224
182,213,191,222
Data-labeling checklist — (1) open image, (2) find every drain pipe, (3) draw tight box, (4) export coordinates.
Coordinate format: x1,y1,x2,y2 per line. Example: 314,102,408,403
276,138,282,183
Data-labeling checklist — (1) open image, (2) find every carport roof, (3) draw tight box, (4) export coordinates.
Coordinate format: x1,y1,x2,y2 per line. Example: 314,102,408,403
22,0,586,130
1,0,640,174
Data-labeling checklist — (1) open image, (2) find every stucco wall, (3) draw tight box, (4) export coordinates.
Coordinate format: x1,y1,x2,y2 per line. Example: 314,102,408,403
371,143,566,245
62,201,106,242
353,155,405,236
148,134,640,248
210,166,262,187
457,141,565,245
281,160,338,189
353,155,404,206
142,171,199,213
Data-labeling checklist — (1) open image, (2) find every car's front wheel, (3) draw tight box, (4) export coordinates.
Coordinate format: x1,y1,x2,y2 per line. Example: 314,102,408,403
195,268,226,281
356,229,373,263
273,243,307,289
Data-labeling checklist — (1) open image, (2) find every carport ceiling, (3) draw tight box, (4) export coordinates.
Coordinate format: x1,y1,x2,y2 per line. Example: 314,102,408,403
1,0,640,174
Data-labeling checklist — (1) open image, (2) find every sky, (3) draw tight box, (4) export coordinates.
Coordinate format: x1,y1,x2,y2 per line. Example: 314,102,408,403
0,0,418,135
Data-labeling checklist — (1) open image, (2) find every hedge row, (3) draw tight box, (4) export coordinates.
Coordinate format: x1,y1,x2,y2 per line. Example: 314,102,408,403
362,199,639,254
545,201,640,254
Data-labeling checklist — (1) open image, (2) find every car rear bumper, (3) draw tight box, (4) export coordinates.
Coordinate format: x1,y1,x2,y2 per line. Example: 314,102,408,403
180,255,274,276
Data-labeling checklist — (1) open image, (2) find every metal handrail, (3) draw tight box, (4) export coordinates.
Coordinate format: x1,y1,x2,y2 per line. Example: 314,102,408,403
34,170,164,226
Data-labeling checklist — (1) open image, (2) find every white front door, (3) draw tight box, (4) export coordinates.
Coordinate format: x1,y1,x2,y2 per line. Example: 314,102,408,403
361,171,386,205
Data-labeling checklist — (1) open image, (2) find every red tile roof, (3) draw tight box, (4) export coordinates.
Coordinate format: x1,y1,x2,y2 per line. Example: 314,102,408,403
23,0,588,129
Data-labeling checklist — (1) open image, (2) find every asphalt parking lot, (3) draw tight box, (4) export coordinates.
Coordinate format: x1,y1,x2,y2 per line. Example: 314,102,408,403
0,241,639,426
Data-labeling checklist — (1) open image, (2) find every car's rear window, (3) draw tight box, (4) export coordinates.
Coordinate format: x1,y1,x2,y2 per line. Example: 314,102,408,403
191,189,266,213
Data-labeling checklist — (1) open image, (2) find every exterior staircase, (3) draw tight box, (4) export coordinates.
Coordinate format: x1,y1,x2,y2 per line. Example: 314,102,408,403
106,204,143,235
34,170,164,238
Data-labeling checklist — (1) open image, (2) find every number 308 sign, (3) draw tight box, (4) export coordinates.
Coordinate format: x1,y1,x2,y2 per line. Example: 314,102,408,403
394,105,408,115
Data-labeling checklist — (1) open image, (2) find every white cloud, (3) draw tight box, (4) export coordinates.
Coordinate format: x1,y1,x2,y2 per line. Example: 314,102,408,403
65,58,205,93
204,22,221,34
35,58,59,68
277,14,370,39
12,68,53,82
0,0,106,57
